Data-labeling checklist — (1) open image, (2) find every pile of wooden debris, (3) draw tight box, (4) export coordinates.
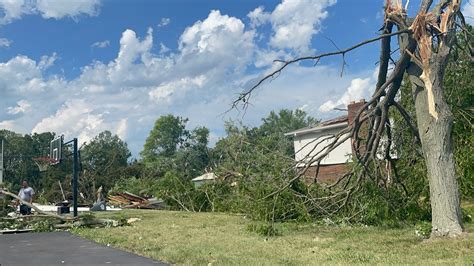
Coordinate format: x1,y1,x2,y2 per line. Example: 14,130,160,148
107,192,165,209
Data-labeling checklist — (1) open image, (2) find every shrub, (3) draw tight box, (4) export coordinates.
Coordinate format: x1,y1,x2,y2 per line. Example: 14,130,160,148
154,171,209,212
415,221,431,238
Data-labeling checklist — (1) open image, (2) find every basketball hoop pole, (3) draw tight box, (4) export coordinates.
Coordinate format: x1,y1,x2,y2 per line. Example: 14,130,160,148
72,138,78,217
1,139,4,185
63,137,78,217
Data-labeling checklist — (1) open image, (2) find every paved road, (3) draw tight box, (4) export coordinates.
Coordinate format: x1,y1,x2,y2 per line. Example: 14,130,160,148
0,231,166,265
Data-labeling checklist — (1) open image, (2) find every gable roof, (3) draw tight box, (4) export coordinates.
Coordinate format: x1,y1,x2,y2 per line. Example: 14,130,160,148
284,115,348,137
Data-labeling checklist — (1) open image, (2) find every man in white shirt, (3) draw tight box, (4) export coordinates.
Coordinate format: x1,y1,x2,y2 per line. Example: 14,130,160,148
18,180,34,215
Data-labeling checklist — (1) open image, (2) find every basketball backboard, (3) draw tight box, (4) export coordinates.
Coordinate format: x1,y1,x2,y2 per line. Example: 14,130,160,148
50,136,63,164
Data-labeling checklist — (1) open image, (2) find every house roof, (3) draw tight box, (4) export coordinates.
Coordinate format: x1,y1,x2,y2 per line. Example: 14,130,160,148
284,115,348,137
192,172,217,182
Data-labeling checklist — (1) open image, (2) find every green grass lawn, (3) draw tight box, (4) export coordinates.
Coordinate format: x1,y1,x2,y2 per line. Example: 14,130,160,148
72,205,474,265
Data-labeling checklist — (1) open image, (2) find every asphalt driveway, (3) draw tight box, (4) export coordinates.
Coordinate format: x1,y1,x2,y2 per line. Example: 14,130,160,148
0,231,166,265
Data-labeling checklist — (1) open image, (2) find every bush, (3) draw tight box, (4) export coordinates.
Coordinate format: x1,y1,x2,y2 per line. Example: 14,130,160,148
0,198,15,217
462,208,472,223
344,180,431,227
154,172,209,212
239,177,312,222
415,221,431,238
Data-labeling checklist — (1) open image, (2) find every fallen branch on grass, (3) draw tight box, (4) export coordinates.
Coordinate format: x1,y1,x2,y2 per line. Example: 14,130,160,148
0,190,70,221
0,189,134,230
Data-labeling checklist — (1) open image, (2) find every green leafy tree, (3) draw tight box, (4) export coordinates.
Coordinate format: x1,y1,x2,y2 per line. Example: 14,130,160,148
140,115,211,179
0,131,54,187
141,115,189,164
257,109,318,156
174,126,210,178
0,130,69,202
212,109,317,165
80,131,131,198
204,109,317,220
259,109,318,137
82,131,130,172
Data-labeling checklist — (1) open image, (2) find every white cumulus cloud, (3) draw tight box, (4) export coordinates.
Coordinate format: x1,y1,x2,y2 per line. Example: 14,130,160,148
32,99,107,143
7,99,31,114
159,43,170,54
158,17,170,27
319,77,373,112
0,55,64,94
179,10,254,60
0,0,100,24
248,6,270,27
0,37,12,47
0,119,16,131
36,0,100,19
38,53,58,70
248,0,336,54
116,118,128,139
149,75,207,104
91,40,110,49
0,0,32,24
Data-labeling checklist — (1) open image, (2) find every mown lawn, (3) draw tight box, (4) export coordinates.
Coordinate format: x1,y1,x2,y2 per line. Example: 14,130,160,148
72,204,474,265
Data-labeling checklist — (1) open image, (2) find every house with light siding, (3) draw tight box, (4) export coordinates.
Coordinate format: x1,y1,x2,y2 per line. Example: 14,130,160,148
285,100,366,183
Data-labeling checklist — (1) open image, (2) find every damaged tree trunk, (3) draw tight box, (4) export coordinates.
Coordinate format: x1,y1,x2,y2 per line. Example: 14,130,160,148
408,53,464,237
403,0,464,237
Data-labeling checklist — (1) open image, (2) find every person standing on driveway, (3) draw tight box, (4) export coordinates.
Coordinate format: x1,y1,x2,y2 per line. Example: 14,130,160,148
18,180,35,215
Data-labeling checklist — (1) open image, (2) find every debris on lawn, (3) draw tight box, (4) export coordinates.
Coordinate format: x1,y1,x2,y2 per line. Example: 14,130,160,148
0,189,130,233
107,192,165,209
126,217,141,224
1,210,136,233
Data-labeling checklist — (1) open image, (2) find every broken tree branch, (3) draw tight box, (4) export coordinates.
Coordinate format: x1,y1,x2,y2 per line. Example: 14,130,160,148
0,190,73,221
231,29,413,110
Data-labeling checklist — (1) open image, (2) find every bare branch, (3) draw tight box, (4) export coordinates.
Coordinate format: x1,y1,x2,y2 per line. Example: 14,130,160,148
231,29,413,110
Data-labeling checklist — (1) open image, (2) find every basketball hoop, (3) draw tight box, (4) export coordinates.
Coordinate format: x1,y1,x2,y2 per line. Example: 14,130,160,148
33,157,57,172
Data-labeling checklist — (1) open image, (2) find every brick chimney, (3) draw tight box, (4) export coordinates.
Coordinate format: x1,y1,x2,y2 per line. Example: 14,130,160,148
348,99,367,155
347,99,366,125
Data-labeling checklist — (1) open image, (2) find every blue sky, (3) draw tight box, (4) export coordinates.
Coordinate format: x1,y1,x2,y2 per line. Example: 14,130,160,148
0,0,472,157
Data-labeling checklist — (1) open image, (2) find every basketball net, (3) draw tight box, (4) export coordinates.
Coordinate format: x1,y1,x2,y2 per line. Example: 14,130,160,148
33,157,57,172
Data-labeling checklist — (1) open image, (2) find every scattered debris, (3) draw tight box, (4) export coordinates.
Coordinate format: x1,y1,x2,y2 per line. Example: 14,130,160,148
0,189,126,232
107,192,165,209
126,217,141,224
0,228,33,234
192,172,217,187
1,190,66,220
90,201,106,212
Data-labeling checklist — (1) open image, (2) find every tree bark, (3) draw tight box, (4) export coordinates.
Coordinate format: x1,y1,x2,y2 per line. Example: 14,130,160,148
395,0,464,236
408,52,464,237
